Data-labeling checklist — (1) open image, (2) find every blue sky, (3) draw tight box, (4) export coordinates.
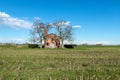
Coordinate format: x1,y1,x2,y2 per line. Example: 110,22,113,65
0,0,120,45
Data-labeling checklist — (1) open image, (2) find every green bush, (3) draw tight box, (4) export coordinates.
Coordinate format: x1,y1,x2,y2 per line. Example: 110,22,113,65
28,44,45,48
64,44,77,48
28,44,39,48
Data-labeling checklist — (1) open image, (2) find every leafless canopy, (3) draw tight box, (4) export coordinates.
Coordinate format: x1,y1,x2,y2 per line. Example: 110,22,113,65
30,19,51,48
53,20,73,48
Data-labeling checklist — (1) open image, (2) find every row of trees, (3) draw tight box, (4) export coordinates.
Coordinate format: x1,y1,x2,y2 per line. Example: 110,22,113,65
30,19,73,48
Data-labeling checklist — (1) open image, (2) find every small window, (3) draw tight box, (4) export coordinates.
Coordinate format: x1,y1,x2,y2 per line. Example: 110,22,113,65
52,38,54,41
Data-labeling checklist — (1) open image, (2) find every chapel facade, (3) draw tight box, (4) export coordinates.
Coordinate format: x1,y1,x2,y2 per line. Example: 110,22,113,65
44,29,60,48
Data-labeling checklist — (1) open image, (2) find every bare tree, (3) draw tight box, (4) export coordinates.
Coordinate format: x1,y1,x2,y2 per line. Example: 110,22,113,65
29,30,38,44
30,19,45,48
30,19,52,48
53,20,72,48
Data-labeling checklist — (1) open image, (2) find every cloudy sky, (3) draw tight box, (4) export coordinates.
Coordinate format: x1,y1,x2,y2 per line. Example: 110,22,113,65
0,0,120,45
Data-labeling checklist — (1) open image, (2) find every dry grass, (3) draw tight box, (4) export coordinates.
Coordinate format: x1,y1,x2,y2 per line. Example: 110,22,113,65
0,45,120,80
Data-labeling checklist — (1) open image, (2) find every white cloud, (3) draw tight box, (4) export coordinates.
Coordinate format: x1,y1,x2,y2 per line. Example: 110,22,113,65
81,40,112,45
54,21,81,29
73,25,81,28
64,21,81,28
64,21,70,25
0,38,27,44
0,12,81,29
34,17,41,20
0,12,32,29
95,41,111,45
64,40,112,45
57,21,70,26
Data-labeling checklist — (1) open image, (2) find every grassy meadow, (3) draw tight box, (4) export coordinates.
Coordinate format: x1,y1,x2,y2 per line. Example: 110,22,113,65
0,45,120,80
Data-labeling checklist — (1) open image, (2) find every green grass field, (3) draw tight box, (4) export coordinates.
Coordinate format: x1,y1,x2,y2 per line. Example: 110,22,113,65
0,45,120,80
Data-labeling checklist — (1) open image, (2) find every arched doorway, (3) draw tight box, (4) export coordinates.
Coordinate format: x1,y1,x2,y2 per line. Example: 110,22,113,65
50,43,54,48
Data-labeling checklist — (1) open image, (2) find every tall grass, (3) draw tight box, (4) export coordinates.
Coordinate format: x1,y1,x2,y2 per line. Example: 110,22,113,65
0,45,120,80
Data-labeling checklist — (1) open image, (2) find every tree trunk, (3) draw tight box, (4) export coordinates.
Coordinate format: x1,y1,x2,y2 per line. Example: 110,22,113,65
61,39,64,48
39,36,43,48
